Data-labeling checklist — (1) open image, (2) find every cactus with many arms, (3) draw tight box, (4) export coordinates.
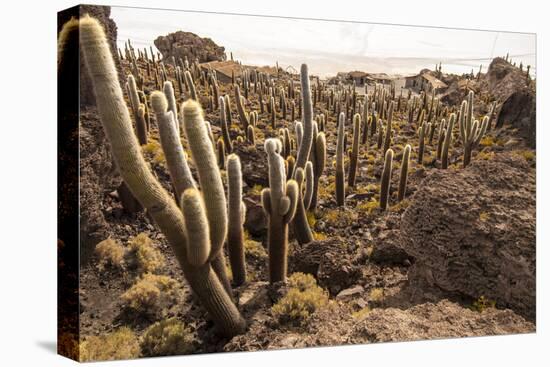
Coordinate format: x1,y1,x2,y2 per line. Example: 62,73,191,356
458,91,488,167
261,139,299,283
79,16,245,337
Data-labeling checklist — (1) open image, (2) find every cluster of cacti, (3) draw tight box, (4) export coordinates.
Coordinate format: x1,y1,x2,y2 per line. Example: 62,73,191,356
80,16,245,336
75,14,516,347
458,91,489,167
261,139,299,283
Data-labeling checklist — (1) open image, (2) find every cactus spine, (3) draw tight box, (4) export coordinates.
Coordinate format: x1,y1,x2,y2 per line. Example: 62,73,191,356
379,148,394,210
261,139,299,283
397,145,411,202
336,112,346,206
79,16,245,336
348,113,361,187
227,154,247,286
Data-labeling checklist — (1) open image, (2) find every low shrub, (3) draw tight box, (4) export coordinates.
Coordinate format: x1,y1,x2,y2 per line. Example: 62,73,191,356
126,233,165,274
94,238,125,271
80,327,140,362
120,273,177,313
141,318,195,357
272,273,329,325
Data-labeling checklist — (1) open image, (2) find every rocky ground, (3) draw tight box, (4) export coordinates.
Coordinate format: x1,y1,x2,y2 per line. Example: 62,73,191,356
73,17,536,360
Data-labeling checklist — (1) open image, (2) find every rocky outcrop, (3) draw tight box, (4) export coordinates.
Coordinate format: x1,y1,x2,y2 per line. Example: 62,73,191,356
399,152,536,320
351,300,534,343
154,31,225,64
486,57,531,102
290,239,362,295
58,5,123,106
224,295,534,352
496,89,536,147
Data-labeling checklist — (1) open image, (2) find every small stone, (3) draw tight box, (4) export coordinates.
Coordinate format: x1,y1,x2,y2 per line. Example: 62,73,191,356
336,285,364,299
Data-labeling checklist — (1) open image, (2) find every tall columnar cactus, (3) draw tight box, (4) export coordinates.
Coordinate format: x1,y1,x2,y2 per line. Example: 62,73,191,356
224,94,233,125
163,81,179,133
459,91,488,167
379,148,394,210
270,96,276,129
219,96,232,153
234,85,249,131
292,165,314,245
294,64,314,177
247,125,255,145
227,154,247,286
348,113,361,187
151,91,196,199
377,119,384,149
383,101,394,154
361,101,369,144
335,112,346,207
436,119,446,160
417,123,426,165
79,16,245,337
183,70,197,100
441,113,456,169
397,145,411,202
217,138,225,170
261,139,299,283
303,161,314,210
126,74,141,121
308,130,326,210
135,104,148,145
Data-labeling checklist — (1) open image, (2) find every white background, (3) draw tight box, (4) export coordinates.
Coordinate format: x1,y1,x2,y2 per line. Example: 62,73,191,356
0,0,546,365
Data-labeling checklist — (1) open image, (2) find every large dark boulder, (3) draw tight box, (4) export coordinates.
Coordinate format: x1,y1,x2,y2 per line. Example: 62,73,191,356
496,89,536,147
154,31,225,64
399,153,535,320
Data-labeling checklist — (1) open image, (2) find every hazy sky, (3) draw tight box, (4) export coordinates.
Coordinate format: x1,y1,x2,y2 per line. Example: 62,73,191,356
111,6,536,77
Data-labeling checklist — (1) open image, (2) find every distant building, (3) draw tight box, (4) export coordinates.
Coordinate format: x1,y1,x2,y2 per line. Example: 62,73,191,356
405,72,448,94
200,60,281,83
200,60,242,83
335,71,393,86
